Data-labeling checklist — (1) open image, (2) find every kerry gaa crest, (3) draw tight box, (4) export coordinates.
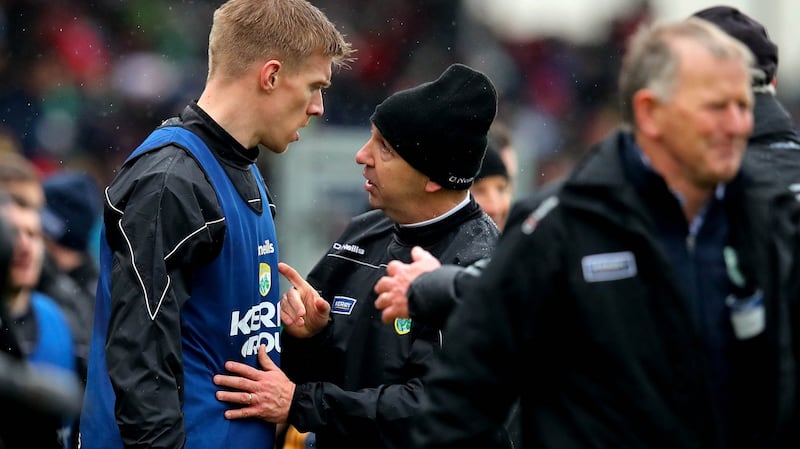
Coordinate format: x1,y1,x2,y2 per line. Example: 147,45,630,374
394,318,412,335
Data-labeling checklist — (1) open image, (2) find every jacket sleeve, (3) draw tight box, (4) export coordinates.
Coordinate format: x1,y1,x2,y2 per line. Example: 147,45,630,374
104,148,224,449
411,213,560,449
408,258,490,328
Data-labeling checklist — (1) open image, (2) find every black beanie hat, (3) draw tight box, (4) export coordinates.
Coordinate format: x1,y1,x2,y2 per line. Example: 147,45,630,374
693,6,778,84
370,63,498,190
41,171,102,252
475,145,508,182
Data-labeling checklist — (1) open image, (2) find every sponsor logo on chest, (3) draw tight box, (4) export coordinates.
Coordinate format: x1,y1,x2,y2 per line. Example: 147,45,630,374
331,296,357,315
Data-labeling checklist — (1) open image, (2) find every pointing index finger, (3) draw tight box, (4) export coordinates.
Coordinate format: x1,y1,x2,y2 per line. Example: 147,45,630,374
278,262,305,288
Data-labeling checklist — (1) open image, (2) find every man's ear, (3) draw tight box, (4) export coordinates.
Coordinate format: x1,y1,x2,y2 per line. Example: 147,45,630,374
260,60,282,91
632,89,662,138
424,179,443,193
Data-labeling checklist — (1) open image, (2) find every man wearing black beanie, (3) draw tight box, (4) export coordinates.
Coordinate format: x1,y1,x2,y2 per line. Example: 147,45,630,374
213,63,506,449
370,63,497,191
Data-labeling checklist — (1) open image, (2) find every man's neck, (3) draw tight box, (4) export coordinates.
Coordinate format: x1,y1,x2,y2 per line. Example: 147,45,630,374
635,134,717,223
400,193,470,228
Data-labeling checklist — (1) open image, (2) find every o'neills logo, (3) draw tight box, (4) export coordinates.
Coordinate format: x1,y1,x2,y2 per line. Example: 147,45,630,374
332,242,365,255
258,239,275,256
449,175,474,185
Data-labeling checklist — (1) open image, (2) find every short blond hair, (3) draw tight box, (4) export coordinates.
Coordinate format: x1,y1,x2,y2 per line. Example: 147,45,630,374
207,0,354,79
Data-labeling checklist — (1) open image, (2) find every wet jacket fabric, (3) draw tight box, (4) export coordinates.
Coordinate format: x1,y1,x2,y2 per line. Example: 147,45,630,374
407,259,488,329
80,104,280,449
743,91,800,187
413,129,800,449
283,201,499,449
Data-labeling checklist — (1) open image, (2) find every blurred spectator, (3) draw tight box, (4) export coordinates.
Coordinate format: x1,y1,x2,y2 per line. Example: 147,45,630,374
0,155,100,391
0,156,86,448
0,190,77,449
39,171,102,380
0,192,12,291
471,146,512,231
487,121,518,186
0,153,45,209
0,189,79,449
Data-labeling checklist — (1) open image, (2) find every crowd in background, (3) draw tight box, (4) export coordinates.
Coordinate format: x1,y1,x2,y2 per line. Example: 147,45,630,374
4,0,795,195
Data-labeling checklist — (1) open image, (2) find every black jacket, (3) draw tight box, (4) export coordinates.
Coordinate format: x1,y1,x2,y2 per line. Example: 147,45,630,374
283,201,499,449
407,258,489,329
413,129,800,449
743,91,800,187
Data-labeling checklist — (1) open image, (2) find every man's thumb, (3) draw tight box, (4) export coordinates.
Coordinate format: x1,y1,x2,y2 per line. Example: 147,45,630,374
411,246,430,262
258,344,276,369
